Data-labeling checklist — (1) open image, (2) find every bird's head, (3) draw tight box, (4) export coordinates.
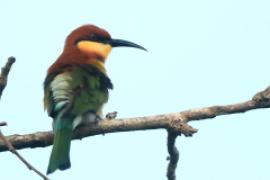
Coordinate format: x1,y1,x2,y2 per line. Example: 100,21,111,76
64,24,146,61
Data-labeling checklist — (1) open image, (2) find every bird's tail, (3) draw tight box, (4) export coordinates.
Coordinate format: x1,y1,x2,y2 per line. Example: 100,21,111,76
47,117,73,175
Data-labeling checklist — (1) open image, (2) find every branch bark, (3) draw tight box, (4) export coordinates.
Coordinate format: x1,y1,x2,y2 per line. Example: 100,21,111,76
0,56,15,99
0,130,49,180
0,88,269,152
166,131,179,180
0,57,49,180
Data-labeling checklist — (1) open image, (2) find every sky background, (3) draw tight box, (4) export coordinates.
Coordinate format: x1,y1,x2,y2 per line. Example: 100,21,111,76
0,0,270,179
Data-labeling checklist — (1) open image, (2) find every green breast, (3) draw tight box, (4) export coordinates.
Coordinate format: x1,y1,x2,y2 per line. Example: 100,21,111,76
70,67,108,115
44,65,113,117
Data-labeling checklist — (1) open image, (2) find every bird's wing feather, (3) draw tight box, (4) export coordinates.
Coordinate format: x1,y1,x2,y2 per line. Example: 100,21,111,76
44,64,113,118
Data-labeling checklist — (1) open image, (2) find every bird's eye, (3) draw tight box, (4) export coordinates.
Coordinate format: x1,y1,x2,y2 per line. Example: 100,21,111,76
89,34,98,41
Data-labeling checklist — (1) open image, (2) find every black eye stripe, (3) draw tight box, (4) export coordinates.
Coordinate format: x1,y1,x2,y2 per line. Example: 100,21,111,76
89,34,98,40
90,34,108,42
74,36,89,45
74,34,108,45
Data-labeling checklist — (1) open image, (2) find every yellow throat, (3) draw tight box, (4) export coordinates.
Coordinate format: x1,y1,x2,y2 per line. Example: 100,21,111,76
77,40,112,59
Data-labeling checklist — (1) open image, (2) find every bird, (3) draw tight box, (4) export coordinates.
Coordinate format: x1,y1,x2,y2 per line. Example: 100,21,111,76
43,24,146,174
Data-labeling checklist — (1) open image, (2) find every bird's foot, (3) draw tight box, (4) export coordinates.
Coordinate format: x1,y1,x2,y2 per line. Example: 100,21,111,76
105,111,118,120
81,113,102,125
94,115,102,124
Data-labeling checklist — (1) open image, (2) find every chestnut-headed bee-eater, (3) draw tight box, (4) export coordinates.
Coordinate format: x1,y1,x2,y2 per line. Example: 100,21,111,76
44,24,146,174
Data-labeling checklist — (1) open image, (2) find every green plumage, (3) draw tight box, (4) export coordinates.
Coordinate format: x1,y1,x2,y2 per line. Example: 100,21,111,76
47,115,73,174
44,64,113,174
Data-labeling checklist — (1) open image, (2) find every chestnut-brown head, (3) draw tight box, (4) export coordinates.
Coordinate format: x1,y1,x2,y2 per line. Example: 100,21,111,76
64,24,146,61
48,24,146,74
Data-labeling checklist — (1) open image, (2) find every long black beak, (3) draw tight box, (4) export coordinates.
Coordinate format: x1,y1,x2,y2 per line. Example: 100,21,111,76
108,39,147,51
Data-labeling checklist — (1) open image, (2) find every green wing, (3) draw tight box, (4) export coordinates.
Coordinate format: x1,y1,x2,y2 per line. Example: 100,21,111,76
44,64,113,118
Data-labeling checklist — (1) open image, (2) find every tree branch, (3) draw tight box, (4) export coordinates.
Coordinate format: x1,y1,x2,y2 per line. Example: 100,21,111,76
0,57,49,179
0,130,49,180
166,131,179,180
0,87,269,152
0,56,15,99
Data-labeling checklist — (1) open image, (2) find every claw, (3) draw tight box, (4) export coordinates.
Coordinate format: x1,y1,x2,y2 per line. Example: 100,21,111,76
105,111,117,120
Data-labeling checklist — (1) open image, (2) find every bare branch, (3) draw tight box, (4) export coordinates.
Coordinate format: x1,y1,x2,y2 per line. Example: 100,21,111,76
0,130,49,179
0,91,269,152
166,131,179,180
0,58,49,179
0,57,15,99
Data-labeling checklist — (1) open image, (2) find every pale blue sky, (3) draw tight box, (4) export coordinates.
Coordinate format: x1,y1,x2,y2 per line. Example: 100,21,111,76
0,0,269,179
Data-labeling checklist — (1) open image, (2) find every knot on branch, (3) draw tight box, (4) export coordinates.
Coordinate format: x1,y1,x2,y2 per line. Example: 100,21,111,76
252,86,270,102
169,116,198,137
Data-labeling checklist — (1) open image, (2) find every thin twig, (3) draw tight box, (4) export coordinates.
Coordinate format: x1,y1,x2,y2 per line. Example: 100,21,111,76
0,58,49,179
0,130,49,179
0,57,15,99
166,131,179,180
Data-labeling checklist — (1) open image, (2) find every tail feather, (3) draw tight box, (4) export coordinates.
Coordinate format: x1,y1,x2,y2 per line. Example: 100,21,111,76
47,125,73,174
